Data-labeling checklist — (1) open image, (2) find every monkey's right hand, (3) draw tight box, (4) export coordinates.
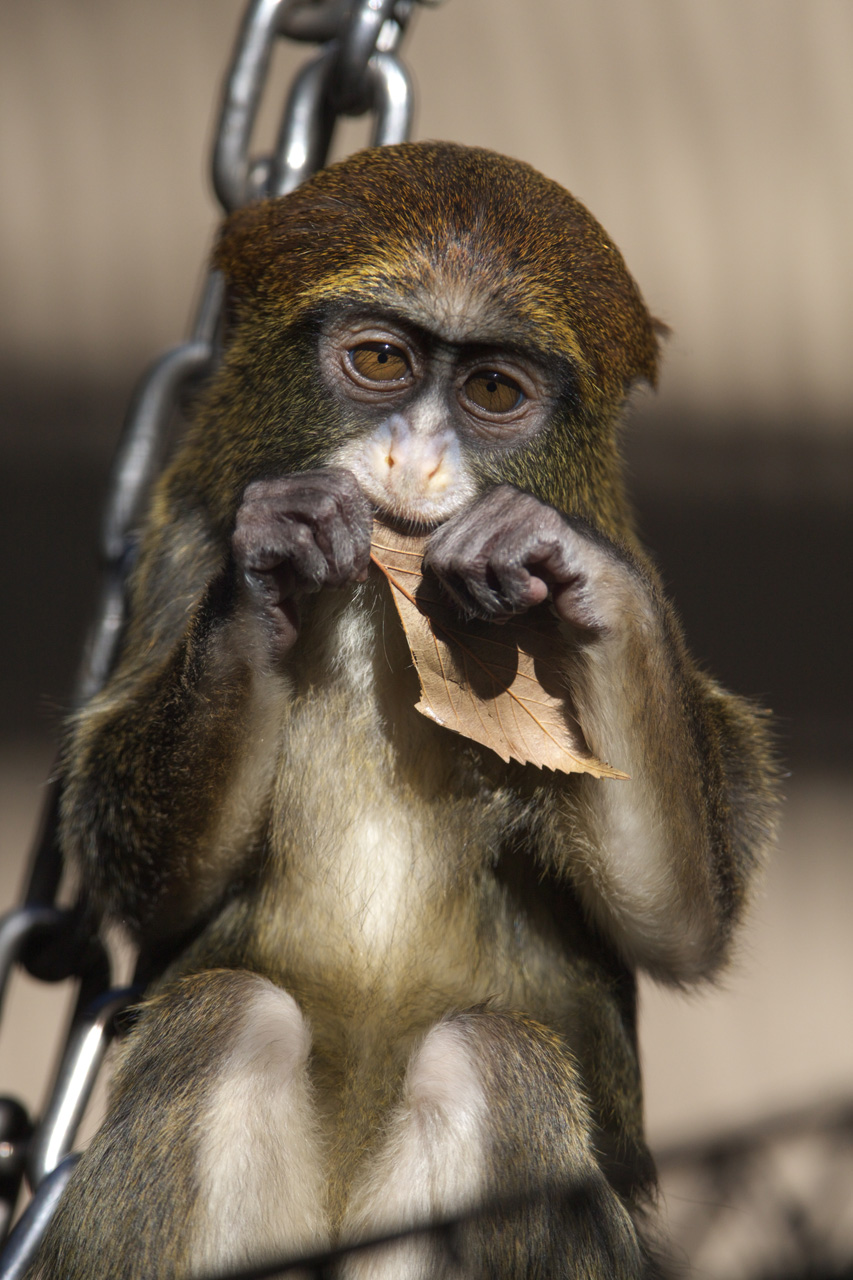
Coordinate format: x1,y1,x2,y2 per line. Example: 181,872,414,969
232,469,372,656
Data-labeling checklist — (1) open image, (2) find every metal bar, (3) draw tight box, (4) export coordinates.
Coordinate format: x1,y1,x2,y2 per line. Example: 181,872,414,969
269,47,338,196
212,0,290,212
0,1156,79,1280
101,341,214,567
191,269,226,346
368,51,413,146
189,1180,596,1280
278,0,351,42
72,340,214,706
26,988,139,1190
0,909,62,1015
331,0,397,112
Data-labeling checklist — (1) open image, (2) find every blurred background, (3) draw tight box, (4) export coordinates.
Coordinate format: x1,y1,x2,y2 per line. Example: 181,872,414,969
1,2,851,1274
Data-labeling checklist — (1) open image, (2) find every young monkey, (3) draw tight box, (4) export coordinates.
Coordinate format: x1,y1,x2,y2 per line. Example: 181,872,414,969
30,142,778,1279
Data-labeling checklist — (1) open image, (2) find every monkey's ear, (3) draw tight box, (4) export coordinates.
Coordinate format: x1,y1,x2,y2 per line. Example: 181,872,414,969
638,316,671,391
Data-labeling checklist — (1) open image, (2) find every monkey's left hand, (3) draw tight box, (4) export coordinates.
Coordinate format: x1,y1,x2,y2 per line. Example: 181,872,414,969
424,485,642,636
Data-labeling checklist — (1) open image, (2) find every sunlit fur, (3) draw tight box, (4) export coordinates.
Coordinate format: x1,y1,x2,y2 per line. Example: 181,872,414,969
33,142,779,1280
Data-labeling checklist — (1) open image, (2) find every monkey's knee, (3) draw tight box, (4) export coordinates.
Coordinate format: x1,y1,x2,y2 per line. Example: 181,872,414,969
28,970,327,1280
344,1010,643,1279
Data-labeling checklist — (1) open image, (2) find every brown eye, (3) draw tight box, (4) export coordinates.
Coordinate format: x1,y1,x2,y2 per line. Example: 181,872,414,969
463,371,524,414
348,343,410,382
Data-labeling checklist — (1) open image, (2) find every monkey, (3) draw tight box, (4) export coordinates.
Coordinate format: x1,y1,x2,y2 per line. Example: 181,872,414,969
28,141,778,1279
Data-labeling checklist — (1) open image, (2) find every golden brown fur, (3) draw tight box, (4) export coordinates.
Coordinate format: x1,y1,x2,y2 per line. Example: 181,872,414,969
30,143,778,1279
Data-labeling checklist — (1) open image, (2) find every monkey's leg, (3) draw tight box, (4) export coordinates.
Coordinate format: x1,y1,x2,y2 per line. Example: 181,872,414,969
341,1009,644,1280
28,970,328,1280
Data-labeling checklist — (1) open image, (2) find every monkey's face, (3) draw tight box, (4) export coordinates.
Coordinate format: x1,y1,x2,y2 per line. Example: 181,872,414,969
202,141,662,536
318,307,560,526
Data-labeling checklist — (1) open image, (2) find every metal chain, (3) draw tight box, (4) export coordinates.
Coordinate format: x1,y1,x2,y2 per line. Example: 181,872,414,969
0,1,432,1265
213,0,416,209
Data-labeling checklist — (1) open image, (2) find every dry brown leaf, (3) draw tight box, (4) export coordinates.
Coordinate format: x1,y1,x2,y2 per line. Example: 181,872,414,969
370,521,627,779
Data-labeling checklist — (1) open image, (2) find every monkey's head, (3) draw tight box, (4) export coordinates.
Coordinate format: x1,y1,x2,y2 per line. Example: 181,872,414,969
187,142,661,540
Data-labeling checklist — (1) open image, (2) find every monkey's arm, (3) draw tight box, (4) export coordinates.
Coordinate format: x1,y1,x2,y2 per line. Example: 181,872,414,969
61,469,371,942
60,508,267,941
425,486,779,984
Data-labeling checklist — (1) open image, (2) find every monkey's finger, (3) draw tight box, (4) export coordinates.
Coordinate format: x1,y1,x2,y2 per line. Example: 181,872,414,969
235,518,319,575
264,473,371,586
286,521,336,592
437,567,504,619
523,525,621,633
433,542,548,618
484,543,554,613
235,473,372,593
428,560,518,621
309,505,372,586
425,539,510,618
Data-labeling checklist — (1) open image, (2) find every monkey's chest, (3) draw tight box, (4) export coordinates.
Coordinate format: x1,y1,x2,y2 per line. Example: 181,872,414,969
258,778,494,1002
242,692,515,1009
278,801,447,957
229,596,559,1017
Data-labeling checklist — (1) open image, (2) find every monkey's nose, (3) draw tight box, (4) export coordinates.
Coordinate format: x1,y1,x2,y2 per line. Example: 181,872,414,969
380,416,458,496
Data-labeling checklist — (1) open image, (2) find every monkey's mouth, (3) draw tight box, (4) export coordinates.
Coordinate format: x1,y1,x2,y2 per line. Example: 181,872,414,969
368,505,446,537
363,486,471,534
332,464,474,531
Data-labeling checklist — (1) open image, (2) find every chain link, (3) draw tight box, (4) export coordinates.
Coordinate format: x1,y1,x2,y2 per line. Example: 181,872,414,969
214,0,418,210
0,2,434,1265
26,986,140,1191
